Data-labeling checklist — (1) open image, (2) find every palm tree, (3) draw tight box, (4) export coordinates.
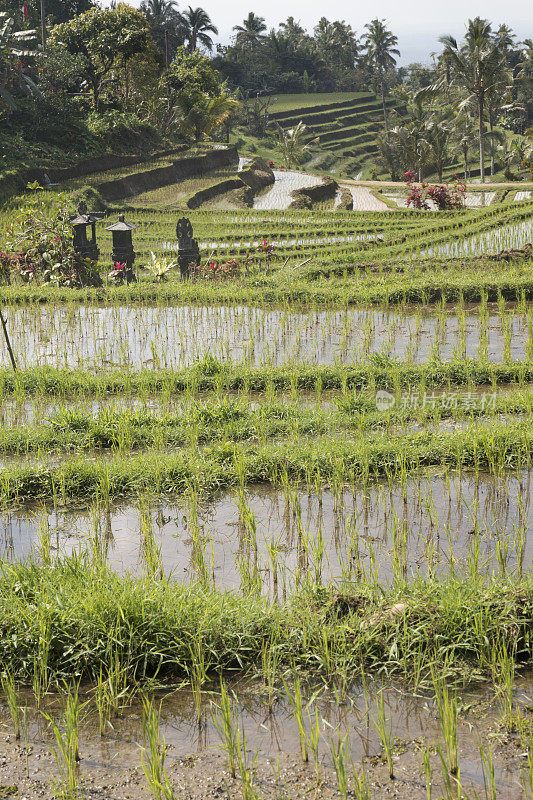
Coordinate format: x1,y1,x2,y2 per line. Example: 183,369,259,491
426,108,454,182
0,12,38,110
362,20,400,136
453,106,478,179
275,121,319,169
179,7,218,52
140,0,182,63
177,92,239,142
233,12,267,50
278,17,305,47
439,17,508,182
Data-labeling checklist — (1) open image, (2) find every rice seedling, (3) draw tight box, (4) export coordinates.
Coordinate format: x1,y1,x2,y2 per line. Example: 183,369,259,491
422,745,433,800
491,640,516,731
188,633,211,722
42,685,86,800
140,697,177,800
328,728,350,800
479,739,496,800
4,171,533,798
1,670,20,739
211,681,239,778
371,690,394,779
432,670,459,777
284,674,308,762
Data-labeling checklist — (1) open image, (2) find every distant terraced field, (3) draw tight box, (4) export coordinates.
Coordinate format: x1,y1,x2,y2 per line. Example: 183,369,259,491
269,91,399,178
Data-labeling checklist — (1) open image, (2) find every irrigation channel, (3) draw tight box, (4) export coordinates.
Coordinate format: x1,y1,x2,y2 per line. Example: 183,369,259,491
0,302,532,368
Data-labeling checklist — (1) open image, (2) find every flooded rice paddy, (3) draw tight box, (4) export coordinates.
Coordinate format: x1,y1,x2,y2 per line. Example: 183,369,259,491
253,171,323,210
423,218,533,258
3,471,532,590
1,671,532,800
337,186,388,211
1,302,532,369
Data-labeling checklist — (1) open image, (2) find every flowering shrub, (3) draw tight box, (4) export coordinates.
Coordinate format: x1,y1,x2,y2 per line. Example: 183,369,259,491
404,172,466,211
3,205,101,286
190,258,242,280
108,260,136,285
256,239,274,257
256,239,275,271
406,184,430,210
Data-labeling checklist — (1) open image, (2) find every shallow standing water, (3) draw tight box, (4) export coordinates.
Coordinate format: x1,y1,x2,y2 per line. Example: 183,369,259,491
0,669,531,800
3,470,532,591
1,302,532,369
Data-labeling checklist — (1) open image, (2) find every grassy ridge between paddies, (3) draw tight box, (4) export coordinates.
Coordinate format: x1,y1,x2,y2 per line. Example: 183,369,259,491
0,260,533,307
1,358,533,398
0,554,532,683
1,418,533,504
1,386,533,455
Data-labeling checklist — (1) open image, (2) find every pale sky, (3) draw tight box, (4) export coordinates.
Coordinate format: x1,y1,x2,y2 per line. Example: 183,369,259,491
116,0,531,64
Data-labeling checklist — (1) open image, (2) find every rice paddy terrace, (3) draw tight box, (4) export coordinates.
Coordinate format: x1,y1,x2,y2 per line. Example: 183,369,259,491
3,163,533,799
268,92,399,177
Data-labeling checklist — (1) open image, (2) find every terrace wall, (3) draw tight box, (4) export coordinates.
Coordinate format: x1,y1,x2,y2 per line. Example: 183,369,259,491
289,177,338,208
186,178,244,208
96,147,239,202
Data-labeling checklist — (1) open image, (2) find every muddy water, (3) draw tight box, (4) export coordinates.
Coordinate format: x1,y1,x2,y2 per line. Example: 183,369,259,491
2,471,532,590
0,675,530,799
0,303,531,369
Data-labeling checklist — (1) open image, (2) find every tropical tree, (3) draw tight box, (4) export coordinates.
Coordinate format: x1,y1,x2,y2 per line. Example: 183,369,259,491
275,121,318,168
438,17,509,182
176,91,239,141
49,5,151,108
0,12,39,110
233,12,267,50
314,18,358,70
426,108,454,181
385,91,432,180
362,19,400,134
516,39,533,122
140,0,182,63
178,6,218,53
453,105,478,179
498,134,526,179
3,0,94,26
278,17,306,47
